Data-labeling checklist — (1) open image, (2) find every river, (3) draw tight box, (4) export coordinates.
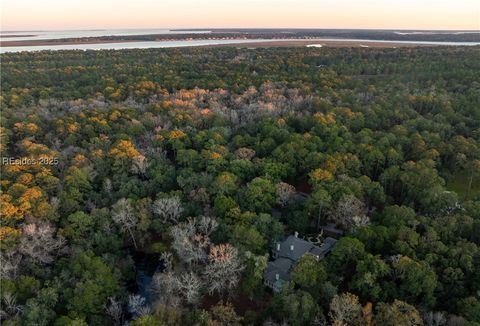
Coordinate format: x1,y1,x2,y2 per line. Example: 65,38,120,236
1,38,479,53
1,28,479,53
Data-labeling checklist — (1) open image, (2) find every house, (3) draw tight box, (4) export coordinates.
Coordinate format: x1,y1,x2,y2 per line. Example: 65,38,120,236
264,232,337,292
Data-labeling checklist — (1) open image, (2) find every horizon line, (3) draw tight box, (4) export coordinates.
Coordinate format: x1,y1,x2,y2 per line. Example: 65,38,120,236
2,27,480,33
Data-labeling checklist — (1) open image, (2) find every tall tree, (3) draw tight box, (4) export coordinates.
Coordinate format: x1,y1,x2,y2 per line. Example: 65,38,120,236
111,198,138,249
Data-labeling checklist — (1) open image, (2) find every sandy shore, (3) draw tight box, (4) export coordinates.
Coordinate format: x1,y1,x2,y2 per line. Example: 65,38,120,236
210,39,430,48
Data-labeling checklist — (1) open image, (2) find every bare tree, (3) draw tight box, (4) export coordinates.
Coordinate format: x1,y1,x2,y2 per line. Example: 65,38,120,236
351,214,370,228
170,217,215,265
151,270,182,308
179,271,202,305
189,187,210,204
153,252,201,307
332,195,369,230
275,182,296,206
19,221,66,265
0,292,23,320
111,198,138,249
153,196,184,225
204,244,243,295
234,147,256,160
423,311,446,326
329,293,362,325
105,297,123,326
127,295,151,320
103,178,113,197
197,215,218,236
151,252,177,305
131,155,149,176
0,251,21,280
155,217,242,305
50,196,60,214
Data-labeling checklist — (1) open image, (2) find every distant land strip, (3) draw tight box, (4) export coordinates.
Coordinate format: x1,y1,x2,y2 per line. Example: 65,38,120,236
1,29,479,48
0,34,37,38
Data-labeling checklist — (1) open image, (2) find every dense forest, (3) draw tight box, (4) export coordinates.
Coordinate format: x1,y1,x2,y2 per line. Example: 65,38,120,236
1,46,480,326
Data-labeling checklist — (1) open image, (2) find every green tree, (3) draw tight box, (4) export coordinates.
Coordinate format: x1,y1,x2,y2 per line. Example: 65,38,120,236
291,254,327,296
241,252,268,299
350,254,389,302
60,211,95,244
270,284,319,326
62,251,121,324
374,300,422,326
327,237,366,283
458,297,480,323
22,287,59,326
241,177,276,213
392,256,438,308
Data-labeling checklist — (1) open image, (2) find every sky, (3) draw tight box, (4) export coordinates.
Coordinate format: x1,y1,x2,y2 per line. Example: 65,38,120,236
1,0,479,31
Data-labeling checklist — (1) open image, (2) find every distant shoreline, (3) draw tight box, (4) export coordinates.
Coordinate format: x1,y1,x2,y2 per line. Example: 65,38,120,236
0,34,37,38
2,37,474,49
1,39,137,47
207,39,429,48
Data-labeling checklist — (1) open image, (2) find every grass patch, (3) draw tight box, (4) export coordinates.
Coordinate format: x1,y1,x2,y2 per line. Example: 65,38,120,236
446,171,480,200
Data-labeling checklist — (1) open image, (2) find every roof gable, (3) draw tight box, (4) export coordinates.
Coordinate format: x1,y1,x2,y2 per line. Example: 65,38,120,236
274,235,315,261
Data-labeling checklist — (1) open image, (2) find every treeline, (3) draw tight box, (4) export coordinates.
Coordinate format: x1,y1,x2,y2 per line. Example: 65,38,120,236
3,29,480,45
202,29,480,42
0,46,479,325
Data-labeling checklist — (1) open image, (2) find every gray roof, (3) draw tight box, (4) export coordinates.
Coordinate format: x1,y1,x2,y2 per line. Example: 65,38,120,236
274,235,316,261
265,235,337,290
273,235,337,261
309,237,337,258
264,257,293,284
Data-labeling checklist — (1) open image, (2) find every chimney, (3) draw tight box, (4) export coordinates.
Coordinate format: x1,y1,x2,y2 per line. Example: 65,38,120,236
294,231,299,238
275,273,280,281
290,244,294,251
276,243,281,251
